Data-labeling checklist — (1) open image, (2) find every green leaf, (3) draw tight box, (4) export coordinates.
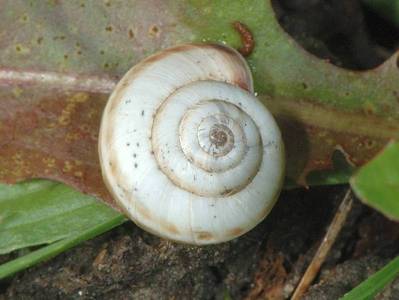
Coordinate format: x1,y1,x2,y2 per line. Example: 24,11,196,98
0,212,125,279
0,179,124,254
350,141,399,220
306,150,355,186
341,256,399,300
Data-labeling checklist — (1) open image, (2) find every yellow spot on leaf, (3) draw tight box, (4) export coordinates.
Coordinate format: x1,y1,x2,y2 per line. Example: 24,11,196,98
63,160,73,172
12,87,23,97
80,124,90,133
58,93,89,126
74,171,83,178
58,114,71,126
15,44,30,54
65,131,80,142
363,101,376,115
42,157,56,168
87,109,96,118
70,93,89,104
20,14,29,22
12,152,23,164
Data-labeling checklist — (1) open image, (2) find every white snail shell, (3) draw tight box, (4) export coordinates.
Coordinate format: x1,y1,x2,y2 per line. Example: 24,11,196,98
99,44,285,245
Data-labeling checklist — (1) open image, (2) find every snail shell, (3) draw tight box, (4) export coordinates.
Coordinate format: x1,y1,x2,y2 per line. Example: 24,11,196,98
99,44,285,245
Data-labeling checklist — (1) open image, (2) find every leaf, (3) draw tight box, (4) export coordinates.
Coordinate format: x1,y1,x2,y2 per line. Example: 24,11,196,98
0,0,398,207
340,255,399,300
306,150,355,186
0,211,125,279
350,141,399,221
0,180,124,254
0,88,115,206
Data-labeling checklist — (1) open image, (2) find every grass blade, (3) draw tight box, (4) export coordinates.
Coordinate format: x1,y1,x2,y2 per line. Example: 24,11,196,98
341,256,399,300
0,214,126,279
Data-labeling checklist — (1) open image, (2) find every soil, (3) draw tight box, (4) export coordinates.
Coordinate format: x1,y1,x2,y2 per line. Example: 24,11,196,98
1,1,399,299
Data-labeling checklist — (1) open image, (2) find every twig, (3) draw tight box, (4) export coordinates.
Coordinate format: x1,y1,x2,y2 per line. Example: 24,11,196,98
291,189,354,300
0,68,117,94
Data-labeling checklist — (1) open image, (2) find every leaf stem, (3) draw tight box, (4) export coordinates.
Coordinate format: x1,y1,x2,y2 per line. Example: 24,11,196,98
341,255,399,299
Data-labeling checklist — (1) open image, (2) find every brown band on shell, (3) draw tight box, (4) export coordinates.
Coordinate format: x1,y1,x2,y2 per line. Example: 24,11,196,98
227,227,245,238
232,21,255,57
195,231,214,241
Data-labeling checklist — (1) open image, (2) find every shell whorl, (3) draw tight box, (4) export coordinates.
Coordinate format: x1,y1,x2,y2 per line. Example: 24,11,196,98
99,44,285,245
152,82,263,198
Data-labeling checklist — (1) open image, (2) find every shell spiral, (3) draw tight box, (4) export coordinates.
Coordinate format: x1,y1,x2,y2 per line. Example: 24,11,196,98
99,44,285,245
